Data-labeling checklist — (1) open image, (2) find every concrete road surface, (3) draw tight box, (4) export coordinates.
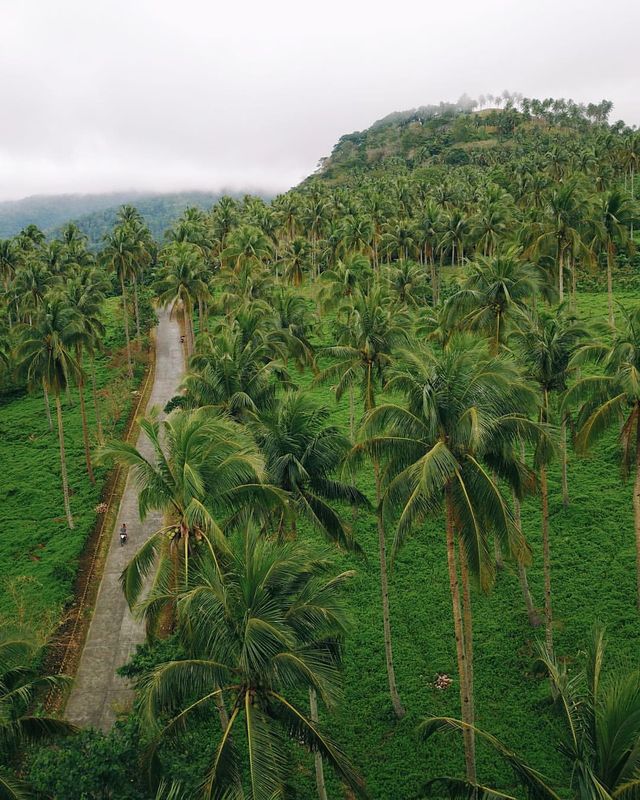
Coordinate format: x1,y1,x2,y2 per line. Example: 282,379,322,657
65,307,184,730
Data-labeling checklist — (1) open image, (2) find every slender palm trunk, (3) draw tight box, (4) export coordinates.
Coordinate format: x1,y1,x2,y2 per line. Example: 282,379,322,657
557,243,564,303
120,273,133,379
78,374,95,484
309,688,328,800
606,245,615,328
42,379,53,432
55,392,74,529
513,481,539,626
90,359,103,443
133,275,141,338
634,407,640,611
445,488,475,783
458,545,476,754
561,416,569,508
540,464,553,654
349,384,355,442
374,461,405,719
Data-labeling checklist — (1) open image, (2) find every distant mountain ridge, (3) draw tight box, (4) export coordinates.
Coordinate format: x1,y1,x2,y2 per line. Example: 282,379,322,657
0,189,271,245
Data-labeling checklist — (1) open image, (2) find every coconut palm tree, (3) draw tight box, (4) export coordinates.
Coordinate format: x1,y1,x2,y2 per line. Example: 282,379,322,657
136,528,367,800
98,407,283,634
444,248,540,354
534,179,590,304
566,305,640,611
511,308,589,648
15,298,82,528
0,629,77,799
0,238,21,294
248,392,368,551
592,189,636,327
317,287,410,719
356,339,542,782
156,243,210,357
101,227,136,377
384,260,431,308
421,627,640,800
177,321,287,420
281,237,311,287
221,223,272,273
59,271,108,478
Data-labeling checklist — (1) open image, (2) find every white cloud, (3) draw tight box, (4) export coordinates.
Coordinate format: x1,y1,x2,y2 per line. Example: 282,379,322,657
0,0,638,200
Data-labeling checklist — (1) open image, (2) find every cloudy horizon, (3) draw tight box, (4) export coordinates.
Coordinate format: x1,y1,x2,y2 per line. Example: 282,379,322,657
1,0,639,203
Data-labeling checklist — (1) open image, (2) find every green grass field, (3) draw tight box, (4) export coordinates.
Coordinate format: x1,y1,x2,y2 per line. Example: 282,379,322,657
0,299,145,637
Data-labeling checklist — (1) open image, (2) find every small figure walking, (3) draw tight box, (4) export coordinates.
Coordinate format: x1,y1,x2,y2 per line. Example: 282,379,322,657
119,523,128,546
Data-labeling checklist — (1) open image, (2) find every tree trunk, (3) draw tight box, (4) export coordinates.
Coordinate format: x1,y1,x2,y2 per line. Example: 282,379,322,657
561,417,569,508
55,392,74,529
445,489,476,783
458,545,476,747
540,464,553,654
557,246,564,304
374,462,405,719
309,688,329,800
634,408,640,612
90,359,103,443
430,257,438,307
513,488,540,626
133,274,141,338
42,379,53,432
607,245,615,328
78,373,95,484
120,273,133,379
349,384,355,442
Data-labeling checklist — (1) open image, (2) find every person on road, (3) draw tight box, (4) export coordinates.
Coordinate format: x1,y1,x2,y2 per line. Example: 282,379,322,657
119,523,128,546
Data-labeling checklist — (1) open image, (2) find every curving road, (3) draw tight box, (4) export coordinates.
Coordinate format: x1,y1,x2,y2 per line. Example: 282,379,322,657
65,308,184,731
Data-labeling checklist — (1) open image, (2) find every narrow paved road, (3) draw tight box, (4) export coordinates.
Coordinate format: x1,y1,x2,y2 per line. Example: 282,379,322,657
65,308,184,731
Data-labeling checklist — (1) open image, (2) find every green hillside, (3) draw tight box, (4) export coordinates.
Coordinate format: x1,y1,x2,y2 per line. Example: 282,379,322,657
0,190,270,246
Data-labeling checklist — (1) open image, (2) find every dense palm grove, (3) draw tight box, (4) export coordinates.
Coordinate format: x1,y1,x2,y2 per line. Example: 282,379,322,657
2,98,640,798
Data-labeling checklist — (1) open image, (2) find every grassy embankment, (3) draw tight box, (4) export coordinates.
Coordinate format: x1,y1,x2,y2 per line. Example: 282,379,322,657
0,298,148,640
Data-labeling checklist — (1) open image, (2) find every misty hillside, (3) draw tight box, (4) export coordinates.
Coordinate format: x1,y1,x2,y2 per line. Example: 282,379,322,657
0,190,270,245
311,95,621,183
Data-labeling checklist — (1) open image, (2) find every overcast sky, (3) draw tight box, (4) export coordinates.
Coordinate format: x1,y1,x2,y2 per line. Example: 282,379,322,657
1,0,638,201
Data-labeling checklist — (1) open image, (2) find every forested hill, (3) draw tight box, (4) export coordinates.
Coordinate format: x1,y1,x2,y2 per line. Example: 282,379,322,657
311,95,626,183
0,190,268,245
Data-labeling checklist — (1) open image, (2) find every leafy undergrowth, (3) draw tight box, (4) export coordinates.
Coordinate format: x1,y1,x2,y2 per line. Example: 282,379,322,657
0,298,148,637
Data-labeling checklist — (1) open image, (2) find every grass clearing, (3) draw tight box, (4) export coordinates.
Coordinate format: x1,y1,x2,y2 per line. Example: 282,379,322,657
0,298,147,638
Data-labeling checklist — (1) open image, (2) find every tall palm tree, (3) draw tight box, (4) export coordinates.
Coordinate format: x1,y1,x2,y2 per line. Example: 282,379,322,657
98,407,283,634
535,179,590,304
16,299,82,529
0,629,77,799
249,392,368,551
444,248,540,354
60,272,108,479
511,308,588,649
156,243,210,357
177,322,286,420
136,529,367,800
101,227,136,378
357,340,541,782
421,628,640,800
566,306,640,611
317,288,409,719
593,189,636,327
0,238,21,294
221,223,272,273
